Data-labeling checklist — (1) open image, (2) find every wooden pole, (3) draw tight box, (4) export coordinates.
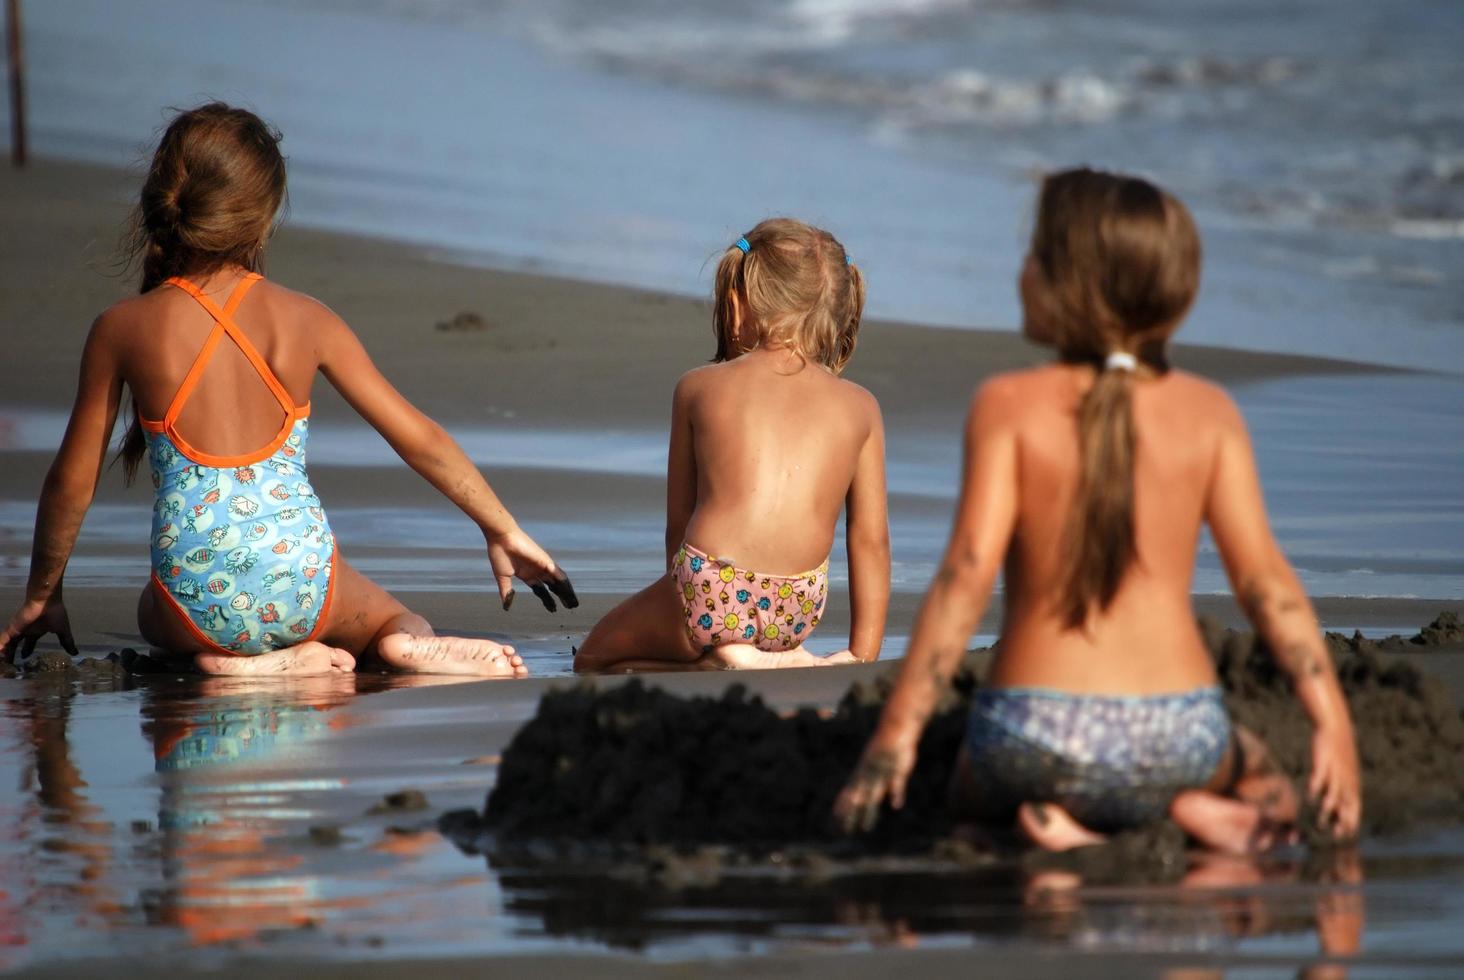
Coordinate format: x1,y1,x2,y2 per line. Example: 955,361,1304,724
6,0,25,167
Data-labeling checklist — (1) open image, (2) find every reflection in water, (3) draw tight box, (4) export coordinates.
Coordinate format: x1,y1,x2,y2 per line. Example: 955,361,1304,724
1,691,126,968
482,843,1366,969
0,676,1438,970
139,676,357,945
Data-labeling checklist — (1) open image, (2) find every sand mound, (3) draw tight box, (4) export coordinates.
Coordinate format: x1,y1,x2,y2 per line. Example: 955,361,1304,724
481,614,1464,861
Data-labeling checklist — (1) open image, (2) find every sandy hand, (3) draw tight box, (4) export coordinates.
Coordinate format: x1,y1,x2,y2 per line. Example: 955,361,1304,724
487,527,578,612
834,728,917,833
1,594,80,663
1309,724,1361,839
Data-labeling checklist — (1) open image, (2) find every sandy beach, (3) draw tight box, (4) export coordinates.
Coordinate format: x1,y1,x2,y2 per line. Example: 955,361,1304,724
0,160,1447,659
2,159,1463,975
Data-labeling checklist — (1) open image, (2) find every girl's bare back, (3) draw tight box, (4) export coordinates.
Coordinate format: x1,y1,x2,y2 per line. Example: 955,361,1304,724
988,363,1233,694
108,277,326,455
678,349,880,573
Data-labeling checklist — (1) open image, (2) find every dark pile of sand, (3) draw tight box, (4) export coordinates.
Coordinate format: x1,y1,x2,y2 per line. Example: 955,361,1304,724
480,613,1464,863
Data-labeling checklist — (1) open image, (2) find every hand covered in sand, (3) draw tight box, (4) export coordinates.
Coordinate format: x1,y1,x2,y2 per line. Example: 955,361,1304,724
834,727,918,833
486,526,579,613
1309,723,1361,839
0,592,80,663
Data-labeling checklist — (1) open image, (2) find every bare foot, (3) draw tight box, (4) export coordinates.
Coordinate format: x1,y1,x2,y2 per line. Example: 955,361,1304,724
376,633,529,678
707,643,838,670
1016,802,1107,851
195,641,355,676
1170,789,1293,855
1230,727,1300,826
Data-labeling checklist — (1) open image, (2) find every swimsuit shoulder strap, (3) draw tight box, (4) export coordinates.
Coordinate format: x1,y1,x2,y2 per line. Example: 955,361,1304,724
161,273,293,425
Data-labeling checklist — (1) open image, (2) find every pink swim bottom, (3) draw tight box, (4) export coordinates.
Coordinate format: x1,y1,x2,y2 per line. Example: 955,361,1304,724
672,543,828,653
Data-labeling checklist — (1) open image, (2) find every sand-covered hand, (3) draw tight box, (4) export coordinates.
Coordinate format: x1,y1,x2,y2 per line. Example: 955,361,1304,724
0,594,81,663
1309,725,1362,839
834,730,917,834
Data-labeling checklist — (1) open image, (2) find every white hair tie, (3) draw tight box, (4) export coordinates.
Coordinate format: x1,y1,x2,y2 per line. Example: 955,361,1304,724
1104,351,1138,372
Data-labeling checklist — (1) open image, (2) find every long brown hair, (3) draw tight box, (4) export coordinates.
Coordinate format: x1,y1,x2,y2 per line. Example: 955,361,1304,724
116,102,287,483
1023,168,1201,628
712,217,865,375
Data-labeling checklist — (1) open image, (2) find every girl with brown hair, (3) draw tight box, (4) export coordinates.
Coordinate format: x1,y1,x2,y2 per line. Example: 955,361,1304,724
0,103,576,676
835,169,1360,852
573,218,890,672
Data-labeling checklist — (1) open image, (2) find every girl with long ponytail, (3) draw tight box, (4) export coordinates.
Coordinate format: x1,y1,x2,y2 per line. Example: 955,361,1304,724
836,169,1360,854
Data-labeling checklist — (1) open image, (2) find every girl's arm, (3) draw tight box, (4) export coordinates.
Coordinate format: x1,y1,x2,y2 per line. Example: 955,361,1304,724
1206,395,1360,838
317,312,575,611
841,402,890,662
663,374,697,569
835,381,1019,831
1,317,125,660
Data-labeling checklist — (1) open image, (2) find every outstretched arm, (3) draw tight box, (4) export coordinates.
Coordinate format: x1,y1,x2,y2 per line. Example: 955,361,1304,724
842,403,890,662
835,381,1019,830
1,317,124,660
1207,396,1360,838
317,311,575,611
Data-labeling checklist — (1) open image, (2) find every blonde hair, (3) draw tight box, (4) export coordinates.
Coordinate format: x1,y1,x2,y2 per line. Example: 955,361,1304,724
1023,168,1202,628
711,218,865,374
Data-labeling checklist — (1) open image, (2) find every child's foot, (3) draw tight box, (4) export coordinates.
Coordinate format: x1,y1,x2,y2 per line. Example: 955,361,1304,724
1016,802,1107,851
376,633,529,678
195,641,355,676
1230,726,1300,826
1170,789,1294,855
707,643,839,670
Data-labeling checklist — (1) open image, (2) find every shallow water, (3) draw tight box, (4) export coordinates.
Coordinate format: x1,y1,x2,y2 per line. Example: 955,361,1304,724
3,371,1460,637
12,0,1464,372
1,675,1461,974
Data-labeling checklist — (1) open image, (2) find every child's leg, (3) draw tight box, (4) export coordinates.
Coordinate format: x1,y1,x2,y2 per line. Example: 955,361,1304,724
136,584,355,676
1170,724,1299,855
706,644,859,669
573,574,702,672
318,557,527,678
943,743,1106,851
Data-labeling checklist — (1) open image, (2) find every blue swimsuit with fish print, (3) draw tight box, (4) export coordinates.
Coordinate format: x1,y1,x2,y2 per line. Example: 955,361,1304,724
144,274,336,655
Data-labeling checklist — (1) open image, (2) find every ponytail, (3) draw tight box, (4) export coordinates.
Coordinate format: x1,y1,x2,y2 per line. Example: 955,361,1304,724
710,218,864,375
113,103,286,485
833,260,865,375
1024,168,1201,628
1059,363,1137,627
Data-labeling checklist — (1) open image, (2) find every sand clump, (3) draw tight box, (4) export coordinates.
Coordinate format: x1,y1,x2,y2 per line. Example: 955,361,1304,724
474,613,1464,876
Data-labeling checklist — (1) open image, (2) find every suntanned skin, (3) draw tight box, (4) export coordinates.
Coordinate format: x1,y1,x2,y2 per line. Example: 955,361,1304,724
834,348,1362,851
1,265,576,677
574,299,890,672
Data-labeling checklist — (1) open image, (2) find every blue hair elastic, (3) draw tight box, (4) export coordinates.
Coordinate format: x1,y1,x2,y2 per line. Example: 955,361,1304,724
735,237,750,254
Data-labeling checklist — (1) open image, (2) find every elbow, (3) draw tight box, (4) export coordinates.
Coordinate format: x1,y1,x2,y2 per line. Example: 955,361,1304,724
847,521,891,562
397,417,453,469
934,542,993,599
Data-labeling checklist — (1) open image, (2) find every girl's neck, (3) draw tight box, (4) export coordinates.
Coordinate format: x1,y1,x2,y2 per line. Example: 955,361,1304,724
185,262,258,293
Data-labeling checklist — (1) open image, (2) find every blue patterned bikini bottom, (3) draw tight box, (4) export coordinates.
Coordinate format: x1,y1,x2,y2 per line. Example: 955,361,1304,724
964,686,1231,832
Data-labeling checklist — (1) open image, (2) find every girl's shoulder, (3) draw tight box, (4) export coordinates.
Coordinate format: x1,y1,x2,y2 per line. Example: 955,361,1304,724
248,278,345,326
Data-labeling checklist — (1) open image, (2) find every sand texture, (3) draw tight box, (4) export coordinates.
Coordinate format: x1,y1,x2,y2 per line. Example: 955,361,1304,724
472,614,1464,878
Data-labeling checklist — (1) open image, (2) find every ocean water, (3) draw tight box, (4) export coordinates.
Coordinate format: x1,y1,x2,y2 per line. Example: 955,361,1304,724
2,366,1461,626
7,0,1463,371
0,1,1460,636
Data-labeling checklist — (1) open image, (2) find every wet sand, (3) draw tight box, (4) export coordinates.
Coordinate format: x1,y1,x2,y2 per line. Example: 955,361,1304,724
0,159,1436,664
475,615,1464,856
2,159,1463,975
